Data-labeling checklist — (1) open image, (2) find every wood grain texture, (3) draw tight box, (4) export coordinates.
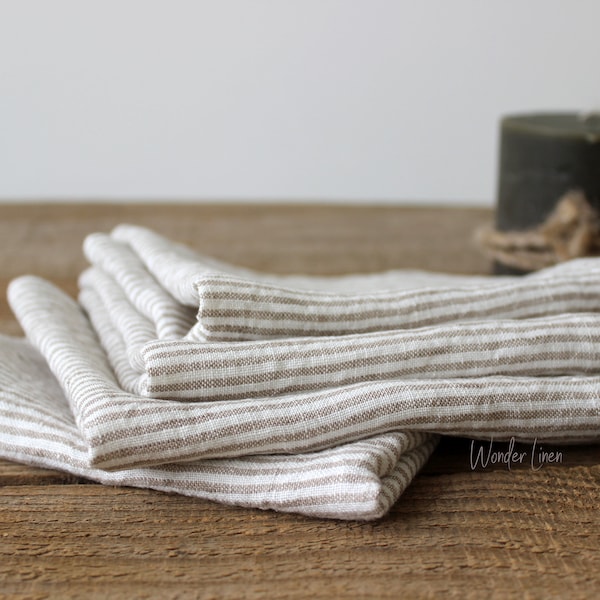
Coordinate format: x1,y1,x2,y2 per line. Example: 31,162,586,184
1,203,599,599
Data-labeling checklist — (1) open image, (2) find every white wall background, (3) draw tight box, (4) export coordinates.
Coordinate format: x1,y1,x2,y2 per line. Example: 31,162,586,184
1,0,599,205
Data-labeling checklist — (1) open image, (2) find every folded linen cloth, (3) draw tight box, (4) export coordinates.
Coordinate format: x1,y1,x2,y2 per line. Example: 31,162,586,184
2,224,600,521
8,275,600,467
85,224,600,342
79,226,600,404
0,336,436,520
81,268,600,401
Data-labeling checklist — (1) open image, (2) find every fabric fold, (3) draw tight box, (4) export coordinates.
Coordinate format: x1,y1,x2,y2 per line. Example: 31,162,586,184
2,223,600,521
103,224,600,341
7,275,600,472
0,336,436,520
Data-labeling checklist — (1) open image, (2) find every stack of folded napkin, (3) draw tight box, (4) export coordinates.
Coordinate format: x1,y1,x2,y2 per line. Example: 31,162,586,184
1,224,599,520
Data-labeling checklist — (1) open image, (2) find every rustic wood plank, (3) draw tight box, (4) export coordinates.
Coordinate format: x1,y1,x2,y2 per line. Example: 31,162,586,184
0,461,89,486
1,203,598,598
0,203,492,280
1,467,598,599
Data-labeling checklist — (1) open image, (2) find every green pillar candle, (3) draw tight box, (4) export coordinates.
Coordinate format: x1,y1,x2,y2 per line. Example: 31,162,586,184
494,112,600,274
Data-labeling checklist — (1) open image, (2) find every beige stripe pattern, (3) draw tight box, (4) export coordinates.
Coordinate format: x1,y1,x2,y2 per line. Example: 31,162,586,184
8,276,600,459
142,315,600,401
79,268,600,402
106,224,600,341
0,336,436,520
2,224,600,520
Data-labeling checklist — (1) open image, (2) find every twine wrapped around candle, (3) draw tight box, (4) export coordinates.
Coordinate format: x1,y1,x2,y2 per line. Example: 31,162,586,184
478,191,600,272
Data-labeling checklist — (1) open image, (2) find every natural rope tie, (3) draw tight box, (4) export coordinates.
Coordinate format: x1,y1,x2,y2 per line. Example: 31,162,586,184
477,190,600,271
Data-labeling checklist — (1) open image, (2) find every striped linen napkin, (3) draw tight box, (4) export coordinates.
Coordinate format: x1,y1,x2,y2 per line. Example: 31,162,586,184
1,225,600,520
86,224,600,342
0,278,437,520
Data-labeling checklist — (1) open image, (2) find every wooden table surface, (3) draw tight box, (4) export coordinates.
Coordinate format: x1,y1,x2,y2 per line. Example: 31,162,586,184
0,203,599,599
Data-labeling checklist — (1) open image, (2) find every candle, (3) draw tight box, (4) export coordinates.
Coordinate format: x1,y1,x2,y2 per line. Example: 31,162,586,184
494,112,600,274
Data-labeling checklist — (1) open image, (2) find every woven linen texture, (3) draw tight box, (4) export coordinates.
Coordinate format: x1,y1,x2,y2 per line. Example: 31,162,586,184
1,224,599,520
